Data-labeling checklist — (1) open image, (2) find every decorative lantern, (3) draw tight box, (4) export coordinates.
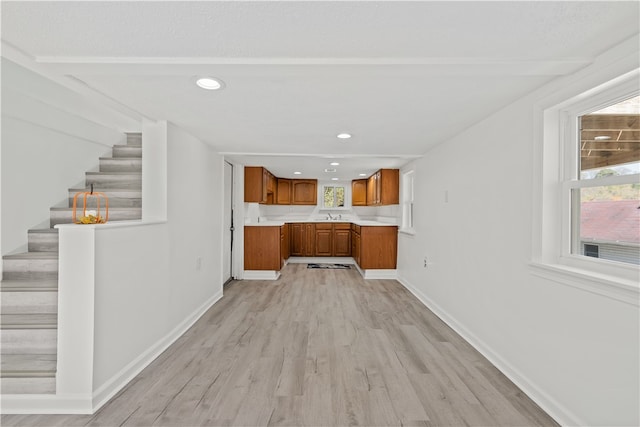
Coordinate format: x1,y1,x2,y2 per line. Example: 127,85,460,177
72,184,109,224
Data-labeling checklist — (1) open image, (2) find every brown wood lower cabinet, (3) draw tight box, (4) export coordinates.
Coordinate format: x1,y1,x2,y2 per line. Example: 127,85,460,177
294,222,352,257
246,222,396,271
280,224,290,261
244,226,283,270
314,223,333,256
290,223,315,256
358,226,398,269
333,223,351,256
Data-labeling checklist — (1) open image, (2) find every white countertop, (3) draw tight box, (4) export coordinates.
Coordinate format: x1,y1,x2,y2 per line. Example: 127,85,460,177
245,220,396,227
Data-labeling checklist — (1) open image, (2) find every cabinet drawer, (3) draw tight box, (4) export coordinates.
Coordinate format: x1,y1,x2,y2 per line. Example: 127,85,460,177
315,223,333,230
334,222,350,230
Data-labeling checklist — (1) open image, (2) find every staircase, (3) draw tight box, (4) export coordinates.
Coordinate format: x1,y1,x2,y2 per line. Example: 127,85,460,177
0,133,142,394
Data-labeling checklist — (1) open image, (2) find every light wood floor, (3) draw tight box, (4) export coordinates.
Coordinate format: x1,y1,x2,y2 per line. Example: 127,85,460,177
2,263,558,426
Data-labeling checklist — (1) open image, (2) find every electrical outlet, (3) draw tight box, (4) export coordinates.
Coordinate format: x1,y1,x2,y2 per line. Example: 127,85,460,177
423,257,428,268
196,257,202,271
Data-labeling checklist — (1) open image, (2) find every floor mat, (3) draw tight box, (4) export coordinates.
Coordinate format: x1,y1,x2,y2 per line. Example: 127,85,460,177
307,263,352,269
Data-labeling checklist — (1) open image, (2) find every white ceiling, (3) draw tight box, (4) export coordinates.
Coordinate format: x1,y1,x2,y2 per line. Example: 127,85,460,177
2,1,639,181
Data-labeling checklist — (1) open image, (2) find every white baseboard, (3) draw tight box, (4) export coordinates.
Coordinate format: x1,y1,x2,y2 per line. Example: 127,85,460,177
396,274,583,427
0,393,92,414
243,270,281,280
286,257,354,264
0,290,224,415
362,269,397,279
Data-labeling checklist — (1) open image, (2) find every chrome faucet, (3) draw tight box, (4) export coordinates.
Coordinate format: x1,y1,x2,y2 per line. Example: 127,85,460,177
327,213,333,220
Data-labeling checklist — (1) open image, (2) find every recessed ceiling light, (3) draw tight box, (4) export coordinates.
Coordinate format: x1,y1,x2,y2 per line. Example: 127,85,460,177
330,162,340,166
337,133,352,139
359,173,367,177
196,77,224,90
324,168,337,173
594,135,611,140
331,177,339,181
293,171,302,175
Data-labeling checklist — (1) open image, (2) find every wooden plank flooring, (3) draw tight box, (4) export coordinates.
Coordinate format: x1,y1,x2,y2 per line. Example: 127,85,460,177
2,263,558,426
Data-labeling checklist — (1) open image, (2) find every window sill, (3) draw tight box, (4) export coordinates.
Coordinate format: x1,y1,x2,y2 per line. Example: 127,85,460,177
529,261,639,306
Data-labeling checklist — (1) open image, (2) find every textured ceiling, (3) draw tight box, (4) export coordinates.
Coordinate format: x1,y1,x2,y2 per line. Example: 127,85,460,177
2,1,639,180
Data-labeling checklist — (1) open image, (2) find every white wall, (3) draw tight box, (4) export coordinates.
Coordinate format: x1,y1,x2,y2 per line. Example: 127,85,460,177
0,58,138,255
397,41,639,426
91,123,224,396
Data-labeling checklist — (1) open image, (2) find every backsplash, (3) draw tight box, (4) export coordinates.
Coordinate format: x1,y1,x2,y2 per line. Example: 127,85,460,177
244,202,400,225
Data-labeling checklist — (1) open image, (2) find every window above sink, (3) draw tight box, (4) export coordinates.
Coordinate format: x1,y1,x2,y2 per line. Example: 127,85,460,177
323,185,346,209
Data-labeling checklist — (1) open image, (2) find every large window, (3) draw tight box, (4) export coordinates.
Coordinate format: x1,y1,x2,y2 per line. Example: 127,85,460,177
533,60,639,303
568,96,639,266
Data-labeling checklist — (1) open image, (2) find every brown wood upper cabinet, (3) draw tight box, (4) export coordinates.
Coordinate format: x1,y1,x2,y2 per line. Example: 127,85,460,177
244,166,269,203
365,169,399,206
245,166,277,204
276,179,292,204
246,167,316,206
351,179,367,206
291,179,318,205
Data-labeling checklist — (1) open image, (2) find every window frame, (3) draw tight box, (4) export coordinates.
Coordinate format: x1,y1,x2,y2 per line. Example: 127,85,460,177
531,68,639,305
560,87,639,271
400,170,415,234
321,184,347,209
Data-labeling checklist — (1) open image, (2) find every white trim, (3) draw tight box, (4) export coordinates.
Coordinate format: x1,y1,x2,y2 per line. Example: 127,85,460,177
529,262,639,307
532,52,640,290
361,268,397,279
564,173,640,189
35,55,592,74
398,228,416,236
286,256,354,264
0,394,92,415
0,291,223,415
243,270,281,280
1,41,147,126
396,274,582,427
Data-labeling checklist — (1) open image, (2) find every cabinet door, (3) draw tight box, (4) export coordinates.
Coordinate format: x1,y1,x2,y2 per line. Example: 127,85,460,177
244,226,281,270
292,180,318,205
276,179,292,204
366,175,376,205
359,226,398,269
280,224,290,265
351,230,357,258
304,223,316,256
354,232,361,265
379,169,400,205
334,229,351,256
290,223,304,256
351,179,367,206
244,167,267,203
315,228,333,256
262,169,269,202
374,171,382,205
